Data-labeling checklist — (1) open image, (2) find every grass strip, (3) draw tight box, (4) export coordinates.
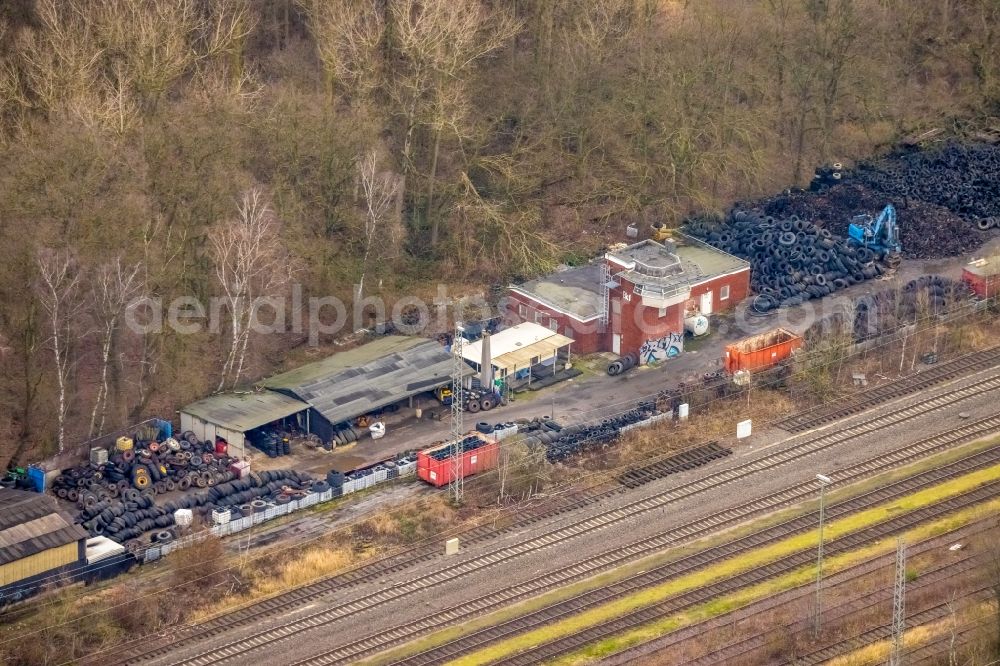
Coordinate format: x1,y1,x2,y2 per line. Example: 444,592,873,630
365,435,1000,665
554,496,1000,665
445,462,1000,666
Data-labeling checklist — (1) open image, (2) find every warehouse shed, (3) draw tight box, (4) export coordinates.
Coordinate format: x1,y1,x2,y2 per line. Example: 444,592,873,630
179,391,310,459
0,489,88,599
263,336,465,443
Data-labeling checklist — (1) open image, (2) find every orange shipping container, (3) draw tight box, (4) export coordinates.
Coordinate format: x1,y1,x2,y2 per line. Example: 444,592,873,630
724,328,802,373
418,433,499,487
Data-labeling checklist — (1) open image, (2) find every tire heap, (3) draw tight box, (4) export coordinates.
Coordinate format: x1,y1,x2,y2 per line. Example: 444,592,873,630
51,431,240,508
807,275,972,343
511,400,659,463
77,469,323,548
757,184,981,260
685,210,888,312
849,142,1000,227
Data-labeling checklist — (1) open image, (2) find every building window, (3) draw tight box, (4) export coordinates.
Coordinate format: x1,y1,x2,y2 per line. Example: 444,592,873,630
548,318,559,331
518,303,527,317
720,285,730,301
534,310,543,324
564,326,575,339
530,355,540,365
658,307,667,318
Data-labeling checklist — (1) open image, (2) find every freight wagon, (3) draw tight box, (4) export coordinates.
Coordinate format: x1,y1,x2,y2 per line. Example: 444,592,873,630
417,433,499,487
724,328,802,373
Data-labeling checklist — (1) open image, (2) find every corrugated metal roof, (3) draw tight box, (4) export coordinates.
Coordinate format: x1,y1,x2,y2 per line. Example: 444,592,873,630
180,391,309,433
0,489,87,566
263,336,469,427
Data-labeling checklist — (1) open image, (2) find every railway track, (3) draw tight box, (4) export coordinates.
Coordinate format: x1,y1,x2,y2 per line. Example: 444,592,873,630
907,613,992,665
129,375,1000,666
617,442,730,488
777,345,1000,433
325,446,1000,666
789,586,993,666
484,479,1000,666
108,442,729,664
675,540,984,665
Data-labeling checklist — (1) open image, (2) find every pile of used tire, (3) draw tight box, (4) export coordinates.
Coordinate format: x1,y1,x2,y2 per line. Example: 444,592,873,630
78,469,322,547
848,142,1000,226
807,275,972,343
511,400,659,463
51,431,240,508
757,183,982,260
685,209,887,312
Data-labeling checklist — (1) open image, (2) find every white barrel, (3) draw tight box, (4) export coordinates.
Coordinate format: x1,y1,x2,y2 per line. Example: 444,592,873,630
678,403,690,420
684,314,709,336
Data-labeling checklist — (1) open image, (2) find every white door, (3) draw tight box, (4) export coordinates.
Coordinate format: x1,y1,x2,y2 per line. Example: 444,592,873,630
612,333,621,355
699,290,713,315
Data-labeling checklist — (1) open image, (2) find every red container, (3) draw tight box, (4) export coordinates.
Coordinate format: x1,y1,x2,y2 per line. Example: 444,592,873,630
215,438,229,456
418,434,499,487
962,260,1000,299
724,328,802,373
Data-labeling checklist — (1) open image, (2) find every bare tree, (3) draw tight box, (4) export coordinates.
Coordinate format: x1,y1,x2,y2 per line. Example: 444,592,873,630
16,0,102,114
89,258,143,437
210,187,290,391
356,150,400,300
36,249,84,452
388,0,521,246
300,0,384,102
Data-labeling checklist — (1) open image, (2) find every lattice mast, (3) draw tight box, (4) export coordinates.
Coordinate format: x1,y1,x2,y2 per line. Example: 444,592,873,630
889,537,907,666
449,323,465,503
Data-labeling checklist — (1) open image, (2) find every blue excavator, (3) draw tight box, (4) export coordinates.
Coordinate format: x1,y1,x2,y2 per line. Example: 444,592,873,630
848,204,902,268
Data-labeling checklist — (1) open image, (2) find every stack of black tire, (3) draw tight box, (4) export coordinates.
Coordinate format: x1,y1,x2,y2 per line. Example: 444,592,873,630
205,469,325,517
79,491,175,545
77,469,323,549
331,425,364,447
249,432,291,458
607,353,639,376
512,400,659,463
685,209,887,312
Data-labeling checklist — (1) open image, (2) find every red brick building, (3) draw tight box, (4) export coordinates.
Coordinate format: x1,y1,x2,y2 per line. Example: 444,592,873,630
508,237,750,363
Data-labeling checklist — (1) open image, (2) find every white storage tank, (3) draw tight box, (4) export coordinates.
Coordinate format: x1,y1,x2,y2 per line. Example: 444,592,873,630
685,313,709,336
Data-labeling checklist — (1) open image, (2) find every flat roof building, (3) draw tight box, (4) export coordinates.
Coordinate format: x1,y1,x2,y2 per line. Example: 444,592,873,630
508,234,750,361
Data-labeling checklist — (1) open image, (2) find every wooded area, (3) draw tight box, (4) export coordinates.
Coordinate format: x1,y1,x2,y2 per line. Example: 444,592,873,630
1,0,998,463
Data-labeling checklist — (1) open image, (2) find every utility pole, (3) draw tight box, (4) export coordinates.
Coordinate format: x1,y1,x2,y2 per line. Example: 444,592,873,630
449,323,466,504
889,537,907,666
814,473,832,638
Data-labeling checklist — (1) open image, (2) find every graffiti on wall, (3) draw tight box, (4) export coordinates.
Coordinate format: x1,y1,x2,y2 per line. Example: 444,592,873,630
640,331,684,364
